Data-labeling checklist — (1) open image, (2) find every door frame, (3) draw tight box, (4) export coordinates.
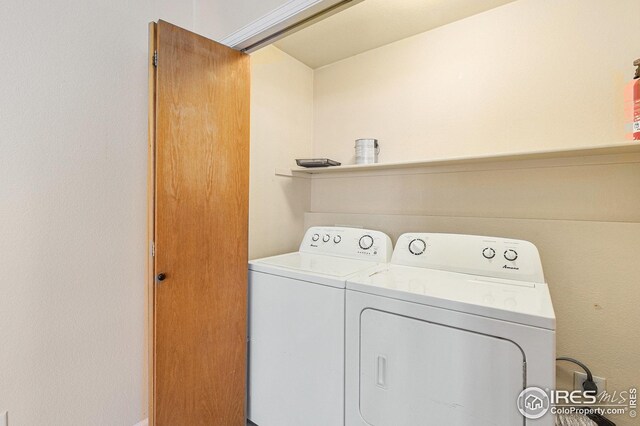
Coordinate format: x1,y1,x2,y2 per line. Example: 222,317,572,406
146,21,157,426
220,0,363,52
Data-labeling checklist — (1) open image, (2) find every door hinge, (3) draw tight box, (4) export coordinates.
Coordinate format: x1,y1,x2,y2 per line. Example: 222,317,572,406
153,50,158,68
150,241,155,257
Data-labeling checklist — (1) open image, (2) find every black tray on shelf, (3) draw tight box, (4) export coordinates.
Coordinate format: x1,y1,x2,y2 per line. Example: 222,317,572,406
295,158,341,168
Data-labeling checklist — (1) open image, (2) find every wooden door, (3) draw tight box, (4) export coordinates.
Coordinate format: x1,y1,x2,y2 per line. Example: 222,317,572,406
148,20,250,426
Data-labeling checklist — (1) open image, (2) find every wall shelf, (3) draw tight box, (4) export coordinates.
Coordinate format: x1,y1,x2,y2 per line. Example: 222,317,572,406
289,143,640,176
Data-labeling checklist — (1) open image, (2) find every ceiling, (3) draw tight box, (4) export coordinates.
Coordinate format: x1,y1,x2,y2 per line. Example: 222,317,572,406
274,0,517,69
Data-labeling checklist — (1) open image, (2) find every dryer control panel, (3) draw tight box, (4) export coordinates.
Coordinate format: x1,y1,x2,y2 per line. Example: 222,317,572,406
300,226,393,263
392,233,545,283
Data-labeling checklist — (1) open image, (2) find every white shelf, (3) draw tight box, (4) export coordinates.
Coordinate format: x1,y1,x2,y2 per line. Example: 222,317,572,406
289,143,640,176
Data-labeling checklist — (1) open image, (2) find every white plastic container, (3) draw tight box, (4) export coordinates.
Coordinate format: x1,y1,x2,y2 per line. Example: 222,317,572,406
355,138,379,164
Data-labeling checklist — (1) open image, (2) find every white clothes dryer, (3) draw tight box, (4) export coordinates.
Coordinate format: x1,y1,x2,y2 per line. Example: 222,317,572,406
345,233,556,426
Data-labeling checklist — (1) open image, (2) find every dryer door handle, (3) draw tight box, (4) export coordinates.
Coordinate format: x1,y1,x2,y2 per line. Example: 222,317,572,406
376,355,387,388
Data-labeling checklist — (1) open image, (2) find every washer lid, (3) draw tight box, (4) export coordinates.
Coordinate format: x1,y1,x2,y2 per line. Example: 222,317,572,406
250,252,382,288
347,265,555,329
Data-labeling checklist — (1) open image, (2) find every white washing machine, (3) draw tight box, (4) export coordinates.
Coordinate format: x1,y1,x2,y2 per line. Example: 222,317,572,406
248,226,393,426
345,233,556,426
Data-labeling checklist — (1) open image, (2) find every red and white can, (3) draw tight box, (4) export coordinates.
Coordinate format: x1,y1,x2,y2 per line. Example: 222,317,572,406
626,59,640,141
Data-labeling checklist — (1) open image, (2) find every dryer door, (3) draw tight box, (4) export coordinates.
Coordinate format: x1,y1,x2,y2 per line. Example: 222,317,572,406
360,309,525,426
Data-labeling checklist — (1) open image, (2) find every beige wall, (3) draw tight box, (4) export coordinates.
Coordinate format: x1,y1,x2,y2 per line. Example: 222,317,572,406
305,151,640,426
313,0,640,164
1,0,632,424
0,0,156,424
153,0,303,42
0,2,312,425
249,46,314,259
307,1,640,425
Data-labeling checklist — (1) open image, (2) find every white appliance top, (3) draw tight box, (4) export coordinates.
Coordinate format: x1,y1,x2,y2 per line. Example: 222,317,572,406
298,226,393,262
392,232,545,283
249,226,393,288
347,233,555,329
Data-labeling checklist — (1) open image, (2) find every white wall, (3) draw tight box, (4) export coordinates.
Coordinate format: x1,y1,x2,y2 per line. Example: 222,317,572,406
249,46,313,259
0,1,314,424
308,2,640,425
158,0,346,47
313,0,640,164
197,0,301,41
152,0,292,41
0,1,150,425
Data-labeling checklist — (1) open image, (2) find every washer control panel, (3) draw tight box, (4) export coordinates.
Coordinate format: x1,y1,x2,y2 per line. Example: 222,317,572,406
301,226,393,262
392,233,545,283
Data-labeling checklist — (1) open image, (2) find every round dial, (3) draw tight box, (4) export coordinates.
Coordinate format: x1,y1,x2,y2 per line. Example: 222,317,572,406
359,235,374,250
333,235,341,244
482,247,496,259
322,234,330,242
408,238,426,255
504,249,518,261
312,233,319,242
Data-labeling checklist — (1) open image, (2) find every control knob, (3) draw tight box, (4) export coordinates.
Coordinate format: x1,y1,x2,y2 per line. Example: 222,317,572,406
333,235,341,243
408,239,426,255
359,235,374,250
504,249,518,261
322,234,330,243
312,234,319,242
482,247,496,259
